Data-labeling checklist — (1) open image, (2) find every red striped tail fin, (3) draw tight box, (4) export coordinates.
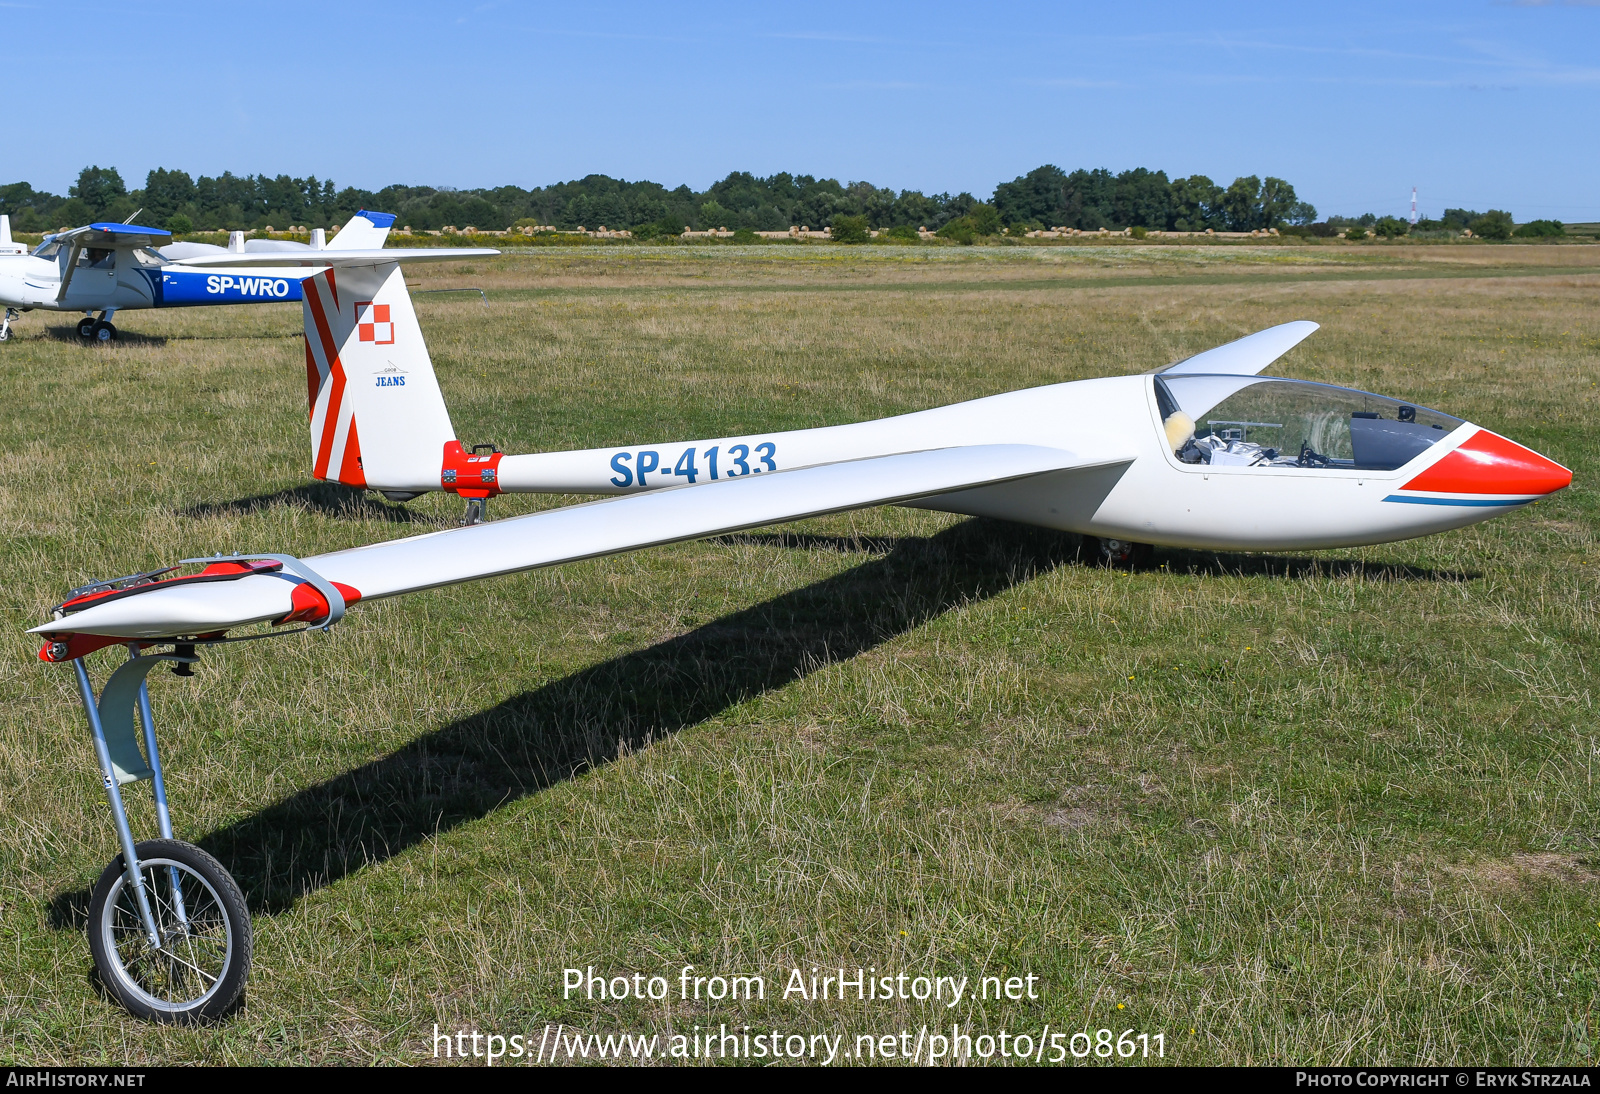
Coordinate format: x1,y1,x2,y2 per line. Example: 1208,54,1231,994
301,262,457,496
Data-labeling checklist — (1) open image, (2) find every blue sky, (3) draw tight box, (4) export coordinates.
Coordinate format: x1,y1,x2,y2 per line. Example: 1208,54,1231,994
11,1,1599,220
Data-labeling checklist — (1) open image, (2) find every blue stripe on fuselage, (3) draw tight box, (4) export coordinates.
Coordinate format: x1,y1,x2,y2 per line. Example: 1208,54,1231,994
1382,494,1533,507
154,270,303,306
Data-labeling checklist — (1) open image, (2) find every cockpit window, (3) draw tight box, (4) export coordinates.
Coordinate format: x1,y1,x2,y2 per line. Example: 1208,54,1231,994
80,248,115,269
1155,375,1463,471
31,241,61,260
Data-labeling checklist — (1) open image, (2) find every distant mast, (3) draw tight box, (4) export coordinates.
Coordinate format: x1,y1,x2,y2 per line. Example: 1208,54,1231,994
1410,187,1418,227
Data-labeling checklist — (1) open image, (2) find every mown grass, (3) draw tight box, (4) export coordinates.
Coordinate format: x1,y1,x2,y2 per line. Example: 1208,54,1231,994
0,244,1596,1064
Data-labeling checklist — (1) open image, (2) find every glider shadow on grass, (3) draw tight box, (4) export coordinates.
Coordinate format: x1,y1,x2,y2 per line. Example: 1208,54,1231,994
181,482,427,524
48,519,1477,923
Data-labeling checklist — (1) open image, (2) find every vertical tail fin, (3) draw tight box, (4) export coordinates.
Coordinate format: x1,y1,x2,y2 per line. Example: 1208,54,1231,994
327,209,396,250
0,215,23,255
301,262,456,495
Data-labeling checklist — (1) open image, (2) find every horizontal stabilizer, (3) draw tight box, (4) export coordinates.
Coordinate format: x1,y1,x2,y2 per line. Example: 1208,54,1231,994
157,241,227,261
172,247,500,269
34,444,1090,640
1159,320,1319,377
242,239,315,253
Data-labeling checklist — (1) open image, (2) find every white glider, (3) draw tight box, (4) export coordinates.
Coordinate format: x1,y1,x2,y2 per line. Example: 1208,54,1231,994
36,258,1572,647
27,255,1572,1023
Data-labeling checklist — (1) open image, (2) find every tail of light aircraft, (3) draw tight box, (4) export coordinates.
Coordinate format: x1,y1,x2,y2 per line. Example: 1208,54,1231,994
0,215,24,254
325,209,397,250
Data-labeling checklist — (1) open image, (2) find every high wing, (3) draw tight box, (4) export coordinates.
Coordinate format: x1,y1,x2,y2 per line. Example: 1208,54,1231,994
1158,320,1319,376
34,444,1115,642
52,221,174,249
170,247,501,268
52,222,176,301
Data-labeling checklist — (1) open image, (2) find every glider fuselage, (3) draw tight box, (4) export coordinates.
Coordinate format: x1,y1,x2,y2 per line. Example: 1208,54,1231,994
283,260,1569,555
478,374,1566,552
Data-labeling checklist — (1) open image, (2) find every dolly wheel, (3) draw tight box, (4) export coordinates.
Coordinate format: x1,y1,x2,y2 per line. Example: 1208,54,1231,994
87,839,252,1023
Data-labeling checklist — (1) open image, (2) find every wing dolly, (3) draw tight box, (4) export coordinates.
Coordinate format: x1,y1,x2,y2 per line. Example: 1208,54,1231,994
40,552,351,1021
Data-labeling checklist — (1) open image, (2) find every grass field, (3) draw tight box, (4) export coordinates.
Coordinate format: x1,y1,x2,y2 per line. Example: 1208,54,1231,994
1,242,1597,1065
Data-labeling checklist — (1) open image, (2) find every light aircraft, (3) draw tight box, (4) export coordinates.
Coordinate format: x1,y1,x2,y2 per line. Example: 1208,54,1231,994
28,257,1572,1020
0,210,496,342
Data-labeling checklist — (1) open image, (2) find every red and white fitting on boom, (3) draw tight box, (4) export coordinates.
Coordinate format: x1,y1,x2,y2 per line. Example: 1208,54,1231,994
441,441,504,524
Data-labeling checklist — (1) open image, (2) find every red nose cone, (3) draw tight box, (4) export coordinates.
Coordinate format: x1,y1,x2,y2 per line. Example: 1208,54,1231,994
1403,429,1572,496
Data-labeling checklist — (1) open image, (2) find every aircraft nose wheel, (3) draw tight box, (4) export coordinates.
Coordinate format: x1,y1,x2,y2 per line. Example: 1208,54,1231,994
87,839,252,1023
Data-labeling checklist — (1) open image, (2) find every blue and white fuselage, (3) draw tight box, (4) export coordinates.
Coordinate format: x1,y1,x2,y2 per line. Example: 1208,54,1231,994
0,210,496,342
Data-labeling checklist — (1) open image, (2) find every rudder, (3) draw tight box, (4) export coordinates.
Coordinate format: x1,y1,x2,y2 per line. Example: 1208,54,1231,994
301,262,456,496
326,209,396,251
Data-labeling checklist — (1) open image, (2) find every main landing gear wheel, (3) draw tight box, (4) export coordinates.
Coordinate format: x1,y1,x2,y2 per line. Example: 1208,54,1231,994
77,317,97,340
93,321,117,342
87,839,252,1023
1080,536,1153,569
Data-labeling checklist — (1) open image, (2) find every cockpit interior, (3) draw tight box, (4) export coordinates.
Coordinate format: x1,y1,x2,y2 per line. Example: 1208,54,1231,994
1154,375,1463,472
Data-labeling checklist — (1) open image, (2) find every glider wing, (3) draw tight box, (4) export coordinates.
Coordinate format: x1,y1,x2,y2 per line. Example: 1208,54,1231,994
1159,320,1319,376
34,443,1109,641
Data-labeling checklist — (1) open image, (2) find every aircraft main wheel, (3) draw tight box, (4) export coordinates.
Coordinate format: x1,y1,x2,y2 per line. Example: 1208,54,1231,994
77,317,97,340
87,839,252,1023
93,321,117,342
1081,536,1152,568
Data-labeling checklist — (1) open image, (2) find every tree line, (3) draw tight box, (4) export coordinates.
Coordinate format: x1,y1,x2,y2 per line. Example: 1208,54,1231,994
1,163,1327,236
2,163,1560,240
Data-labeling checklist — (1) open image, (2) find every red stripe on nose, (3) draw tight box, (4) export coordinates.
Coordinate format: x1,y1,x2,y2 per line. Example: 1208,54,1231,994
1402,430,1572,496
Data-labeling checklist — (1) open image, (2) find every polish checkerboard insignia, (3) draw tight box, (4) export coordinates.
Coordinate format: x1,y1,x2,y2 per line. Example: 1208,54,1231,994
356,301,394,345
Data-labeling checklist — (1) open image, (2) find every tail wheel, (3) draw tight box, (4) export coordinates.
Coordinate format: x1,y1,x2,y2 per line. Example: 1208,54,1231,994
87,839,252,1023
0,327,10,342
